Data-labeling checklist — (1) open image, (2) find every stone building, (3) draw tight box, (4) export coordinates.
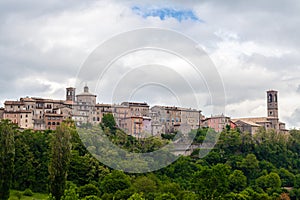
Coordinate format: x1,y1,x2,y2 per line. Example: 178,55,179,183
112,102,151,137
3,98,68,130
202,114,231,132
150,105,202,136
72,86,97,126
232,90,287,135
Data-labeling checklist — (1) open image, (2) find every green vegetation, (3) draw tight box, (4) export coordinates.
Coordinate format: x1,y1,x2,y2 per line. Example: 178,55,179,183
0,120,16,200
9,190,48,200
49,121,72,200
1,118,300,199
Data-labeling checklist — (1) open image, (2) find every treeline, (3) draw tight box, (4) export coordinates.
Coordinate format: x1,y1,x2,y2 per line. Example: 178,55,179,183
1,117,300,199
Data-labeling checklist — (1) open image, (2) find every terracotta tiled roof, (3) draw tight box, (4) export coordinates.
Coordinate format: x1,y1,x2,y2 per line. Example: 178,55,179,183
232,117,269,123
4,110,32,113
4,101,24,105
20,97,36,102
234,119,262,127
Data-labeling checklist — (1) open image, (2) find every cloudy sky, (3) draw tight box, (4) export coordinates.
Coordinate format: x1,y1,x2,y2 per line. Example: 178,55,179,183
0,0,299,128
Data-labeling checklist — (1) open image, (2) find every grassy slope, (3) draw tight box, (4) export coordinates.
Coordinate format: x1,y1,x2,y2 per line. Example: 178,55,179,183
9,190,48,200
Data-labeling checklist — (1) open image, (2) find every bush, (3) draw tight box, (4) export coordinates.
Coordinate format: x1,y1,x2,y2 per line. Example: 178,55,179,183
23,188,33,196
78,184,100,198
13,191,22,199
83,195,102,200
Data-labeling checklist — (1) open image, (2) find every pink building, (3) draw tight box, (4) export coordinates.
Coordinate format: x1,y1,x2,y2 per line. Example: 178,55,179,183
202,114,230,132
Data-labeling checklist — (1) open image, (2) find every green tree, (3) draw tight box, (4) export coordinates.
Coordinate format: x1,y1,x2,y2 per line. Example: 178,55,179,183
217,129,241,155
278,168,295,187
229,170,247,192
49,122,72,200
100,170,131,194
154,192,177,200
78,184,100,198
101,113,116,133
0,120,16,200
62,182,79,200
192,164,230,199
128,193,145,200
256,172,281,191
133,176,157,194
238,154,259,180
294,174,300,188
13,130,35,191
160,182,181,198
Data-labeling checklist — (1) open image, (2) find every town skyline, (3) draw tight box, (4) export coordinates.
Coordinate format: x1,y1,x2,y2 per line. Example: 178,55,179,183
0,85,291,134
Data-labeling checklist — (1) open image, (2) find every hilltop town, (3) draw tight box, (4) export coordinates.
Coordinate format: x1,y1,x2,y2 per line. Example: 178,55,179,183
0,86,288,137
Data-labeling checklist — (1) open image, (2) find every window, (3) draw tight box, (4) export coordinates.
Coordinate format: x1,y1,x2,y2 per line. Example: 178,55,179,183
25,114,28,118
25,119,28,123
56,122,60,125
268,94,273,103
48,122,51,125
52,122,56,125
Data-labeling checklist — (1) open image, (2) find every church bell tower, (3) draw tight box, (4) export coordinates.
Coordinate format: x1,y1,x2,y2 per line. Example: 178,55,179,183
66,87,76,102
267,90,279,129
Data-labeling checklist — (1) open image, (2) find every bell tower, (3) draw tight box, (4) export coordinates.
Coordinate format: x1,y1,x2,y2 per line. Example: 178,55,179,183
267,90,279,129
66,87,76,102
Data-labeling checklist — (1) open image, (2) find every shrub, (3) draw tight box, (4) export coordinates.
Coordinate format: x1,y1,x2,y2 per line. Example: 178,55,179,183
23,188,34,196
78,184,100,198
12,191,22,200
83,195,102,200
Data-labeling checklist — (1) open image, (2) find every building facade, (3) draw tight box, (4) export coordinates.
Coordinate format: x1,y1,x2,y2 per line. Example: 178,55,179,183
150,105,202,136
202,114,231,132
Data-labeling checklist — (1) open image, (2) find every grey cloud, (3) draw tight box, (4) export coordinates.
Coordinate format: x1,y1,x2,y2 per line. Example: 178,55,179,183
245,53,300,72
297,85,300,93
286,108,300,128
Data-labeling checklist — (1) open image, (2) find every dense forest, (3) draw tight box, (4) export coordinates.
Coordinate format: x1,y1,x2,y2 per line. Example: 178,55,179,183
1,115,300,200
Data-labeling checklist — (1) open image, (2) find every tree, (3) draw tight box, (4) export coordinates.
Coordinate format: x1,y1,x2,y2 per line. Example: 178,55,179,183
62,182,79,200
229,170,247,192
133,176,157,194
294,174,300,188
101,113,116,133
278,168,295,187
192,164,230,199
49,122,72,200
256,172,281,191
0,120,16,200
100,170,131,194
128,193,145,200
217,129,241,155
238,154,259,180
78,184,100,198
154,193,177,200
